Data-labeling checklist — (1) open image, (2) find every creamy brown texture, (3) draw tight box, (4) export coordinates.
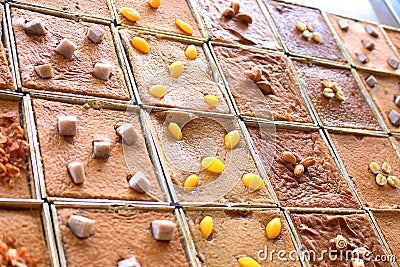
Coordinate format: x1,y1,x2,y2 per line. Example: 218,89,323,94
0,100,30,199
248,127,358,208
386,28,400,55
12,9,129,100
213,46,312,122
292,213,390,267
0,43,14,90
58,208,189,267
115,0,201,37
357,70,400,132
186,209,300,266
150,111,275,205
119,29,230,113
329,14,400,75
330,133,400,209
0,209,50,267
197,0,280,50
19,0,112,19
33,98,163,201
372,211,400,265
293,61,381,130
265,1,346,62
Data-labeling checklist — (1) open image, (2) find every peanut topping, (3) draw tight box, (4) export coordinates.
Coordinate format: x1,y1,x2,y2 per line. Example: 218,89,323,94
323,88,335,99
296,22,307,32
381,162,391,174
375,173,387,186
294,164,305,177
231,1,240,14
0,113,29,188
222,8,235,18
312,32,324,43
300,157,316,168
281,151,297,165
235,13,253,24
334,234,348,251
369,161,381,174
387,175,400,188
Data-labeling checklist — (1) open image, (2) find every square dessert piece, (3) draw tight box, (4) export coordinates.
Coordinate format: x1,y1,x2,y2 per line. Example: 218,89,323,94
213,46,312,123
329,132,400,209
195,0,281,50
149,111,275,205
0,7,15,90
291,213,390,267
328,14,400,75
385,28,400,55
56,207,189,266
357,70,400,133
372,211,400,265
264,0,346,63
14,0,113,20
114,0,201,37
185,209,301,266
248,126,358,208
119,29,231,113
11,8,129,100
0,208,51,267
0,99,32,199
293,61,381,130
32,98,164,201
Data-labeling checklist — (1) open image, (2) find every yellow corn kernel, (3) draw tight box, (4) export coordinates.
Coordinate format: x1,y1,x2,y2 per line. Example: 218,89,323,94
176,19,194,35
149,85,167,98
204,95,219,107
241,173,264,191
238,257,261,267
148,0,162,8
184,174,199,190
131,37,150,54
224,130,240,149
169,61,184,78
265,217,282,240
185,45,197,60
120,7,141,22
167,122,182,140
201,157,225,174
199,216,213,239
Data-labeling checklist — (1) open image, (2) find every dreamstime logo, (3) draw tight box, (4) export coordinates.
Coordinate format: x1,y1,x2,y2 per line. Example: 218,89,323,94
123,60,276,203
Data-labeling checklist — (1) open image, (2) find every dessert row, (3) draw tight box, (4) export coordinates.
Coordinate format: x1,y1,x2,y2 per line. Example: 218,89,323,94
1,202,398,266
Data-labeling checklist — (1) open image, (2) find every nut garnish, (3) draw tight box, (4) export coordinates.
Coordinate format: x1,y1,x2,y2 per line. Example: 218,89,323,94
306,23,314,32
294,164,305,177
334,234,348,251
300,157,316,168
251,66,262,82
322,80,345,101
302,30,313,39
375,173,387,186
0,113,29,188
323,88,335,99
335,90,346,101
231,1,240,14
323,80,334,88
222,8,235,18
281,151,297,165
312,32,324,43
387,176,400,188
381,162,391,174
369,161,381,174
296,22,307,32
235,13,253,24
0,235,42,266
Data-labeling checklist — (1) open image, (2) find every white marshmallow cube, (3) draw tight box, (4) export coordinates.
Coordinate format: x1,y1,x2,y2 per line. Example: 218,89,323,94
34,63,53,79
56,39,77,58
93,141,111,158
128,172,151,193
118,256,141,267
25,19,46,36
94,63,112,81
67,162,86,184
87,25,106,44
151,220,176,241
67,215,95,238
58,115,77,136
116,123,139,146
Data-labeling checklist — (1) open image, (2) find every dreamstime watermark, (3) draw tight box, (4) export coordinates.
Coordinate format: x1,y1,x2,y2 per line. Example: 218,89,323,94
256,246,396,263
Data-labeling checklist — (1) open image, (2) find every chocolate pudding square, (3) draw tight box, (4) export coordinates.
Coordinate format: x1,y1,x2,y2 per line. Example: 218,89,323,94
15,0,113,20
357,70,400,133
114,0,201,37
0,208,51,267
385,28,400,56
293,61,381,130
57,207,189,266
328,14,400,75
0,6,15,90
195,0,281,50
148,111,275,205
119,29,231,113
11,8,129,100
185,209,301,266
372,211,400,265
32,98,164,201
248,126,358,208
291,213,390,267
213,46,312,123
0,99,32,199
329,132,400,209
264,1,346,63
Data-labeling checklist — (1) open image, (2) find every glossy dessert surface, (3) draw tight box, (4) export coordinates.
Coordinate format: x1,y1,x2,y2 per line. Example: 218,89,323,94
12,8,129,100
265,0,346,62
213,46,312,123
330,132,400,209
